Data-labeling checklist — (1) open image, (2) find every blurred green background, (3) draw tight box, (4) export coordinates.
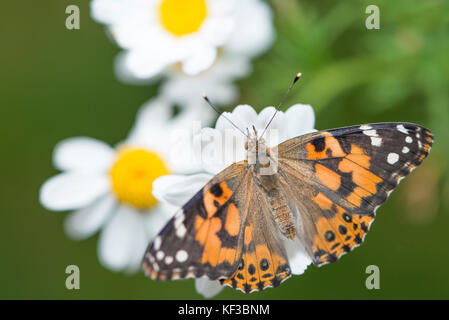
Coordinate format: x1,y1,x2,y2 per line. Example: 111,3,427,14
1,0,448,299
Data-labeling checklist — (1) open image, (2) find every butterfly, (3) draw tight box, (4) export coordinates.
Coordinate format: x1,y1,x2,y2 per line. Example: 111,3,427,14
142,120,433,294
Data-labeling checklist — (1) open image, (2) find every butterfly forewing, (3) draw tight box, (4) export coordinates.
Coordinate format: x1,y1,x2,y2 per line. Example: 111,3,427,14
277,123,433,266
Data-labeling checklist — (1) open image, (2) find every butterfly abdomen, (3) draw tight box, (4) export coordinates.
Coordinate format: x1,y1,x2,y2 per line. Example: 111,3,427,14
260,179,296,240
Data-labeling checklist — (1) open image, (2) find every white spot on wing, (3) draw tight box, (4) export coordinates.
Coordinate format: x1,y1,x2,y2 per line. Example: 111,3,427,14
174,212,185,228
402,146,410,153
363,129,378,137
165,256,173,265
156,251,165,260
176,223,187,238
387,153,399,164
405,136,413,143
397,124,409,134
176,250,188,262
153,236,161,250
360,125,372,130
370,136,382,147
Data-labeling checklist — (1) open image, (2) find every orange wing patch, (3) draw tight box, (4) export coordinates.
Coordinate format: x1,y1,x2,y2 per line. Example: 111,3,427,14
312,204,374,265
225,202,240,237
191,181,241,268
222,244,291,294
306,134,346,160
203,182,233,218
194,216,222,267
315,163,341,191
312,192,333,210
308,139,382,209
338,157,382,207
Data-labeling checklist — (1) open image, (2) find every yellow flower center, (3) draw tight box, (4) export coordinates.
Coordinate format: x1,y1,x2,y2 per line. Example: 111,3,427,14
158,0,208,37
109,148,170,209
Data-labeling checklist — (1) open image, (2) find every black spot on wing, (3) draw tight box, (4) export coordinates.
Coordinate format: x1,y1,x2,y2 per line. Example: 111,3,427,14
311,136,326,152
210,183,223,197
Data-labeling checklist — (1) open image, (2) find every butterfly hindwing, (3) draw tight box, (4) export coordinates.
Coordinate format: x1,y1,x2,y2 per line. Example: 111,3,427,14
277,123,433,266
142,162,249,281
221,180,291,293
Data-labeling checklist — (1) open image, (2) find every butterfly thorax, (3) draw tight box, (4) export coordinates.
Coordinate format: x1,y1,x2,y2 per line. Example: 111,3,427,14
245,133,297,240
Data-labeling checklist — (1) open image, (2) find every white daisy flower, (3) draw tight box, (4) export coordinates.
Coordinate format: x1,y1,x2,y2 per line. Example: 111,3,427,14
40,98,212,273
160,54,251,107
152,104,316,297
91,0,274,80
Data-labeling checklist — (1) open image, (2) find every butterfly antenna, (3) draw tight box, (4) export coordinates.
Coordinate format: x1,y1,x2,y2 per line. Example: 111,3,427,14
259,72,302,139
202,94,249,138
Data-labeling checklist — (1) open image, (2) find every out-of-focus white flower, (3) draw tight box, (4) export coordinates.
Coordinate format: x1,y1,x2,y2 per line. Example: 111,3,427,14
160,54,251,107
91,0,275,81
40,98,213,272
152,104,316,297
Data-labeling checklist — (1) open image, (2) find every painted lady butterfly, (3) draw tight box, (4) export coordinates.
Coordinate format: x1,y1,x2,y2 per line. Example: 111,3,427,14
142,114,433,293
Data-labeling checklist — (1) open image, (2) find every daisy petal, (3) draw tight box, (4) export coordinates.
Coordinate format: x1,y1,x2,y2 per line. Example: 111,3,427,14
195,278,224,298
127,97,172,145
114,51,162,85
194,127,246,174
160,55,250,106
53,137,115,172
125,220,149,273
256,106,278,131
284,238,312,275
152,174,213,207
216,104,258,132
121,49,168,79
63,194,116,240
224,0,275,57
98,205,144,272
143,202,177,239
40,172,109,211
182,46,217,75
285,104,317,138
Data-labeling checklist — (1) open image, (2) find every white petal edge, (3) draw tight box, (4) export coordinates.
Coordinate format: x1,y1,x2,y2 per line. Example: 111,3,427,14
195,278,224,298
53,137,115,172
215,104,258,132
125,219,149,274
63,194,116,240
40,172,110,211
152,173,213,207
194,127,246,175
98,205,145,272
283,238,313,275
142,202,177,240
182,46,217,75
224,0,275,58
126,97,172,145
285,104,317,138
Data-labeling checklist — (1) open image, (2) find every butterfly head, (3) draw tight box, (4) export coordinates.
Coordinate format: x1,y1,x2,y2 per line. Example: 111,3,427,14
244,125,275,175
244,125,263,152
